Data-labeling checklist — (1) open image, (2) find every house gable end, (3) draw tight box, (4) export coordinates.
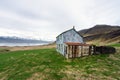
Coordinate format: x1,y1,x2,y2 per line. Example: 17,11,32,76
56,28,84,43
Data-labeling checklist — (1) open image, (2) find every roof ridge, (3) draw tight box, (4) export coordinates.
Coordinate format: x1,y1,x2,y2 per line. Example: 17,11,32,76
56,28,74,38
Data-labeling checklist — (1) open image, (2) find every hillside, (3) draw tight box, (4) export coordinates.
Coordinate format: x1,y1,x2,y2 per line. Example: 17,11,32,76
78,25,120,44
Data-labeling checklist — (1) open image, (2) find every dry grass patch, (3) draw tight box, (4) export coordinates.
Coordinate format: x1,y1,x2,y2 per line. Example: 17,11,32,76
27,72,47,80
109,54,119,60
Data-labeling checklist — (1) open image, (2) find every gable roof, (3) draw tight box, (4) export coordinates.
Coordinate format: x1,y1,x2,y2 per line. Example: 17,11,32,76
56,27,83,38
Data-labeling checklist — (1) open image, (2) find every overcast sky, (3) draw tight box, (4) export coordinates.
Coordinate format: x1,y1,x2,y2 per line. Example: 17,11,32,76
0,0,120,41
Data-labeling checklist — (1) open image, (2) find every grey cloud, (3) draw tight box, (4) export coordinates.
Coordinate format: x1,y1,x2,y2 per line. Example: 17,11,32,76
0,0,120,40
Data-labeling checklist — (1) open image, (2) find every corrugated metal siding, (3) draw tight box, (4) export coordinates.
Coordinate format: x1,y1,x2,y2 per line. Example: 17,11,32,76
63,29,83,43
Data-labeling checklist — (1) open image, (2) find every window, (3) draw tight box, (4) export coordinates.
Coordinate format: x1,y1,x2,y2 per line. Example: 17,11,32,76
59,44,60,50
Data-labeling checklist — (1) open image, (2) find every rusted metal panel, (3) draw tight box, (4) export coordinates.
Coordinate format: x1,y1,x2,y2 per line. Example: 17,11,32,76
65,42,90,46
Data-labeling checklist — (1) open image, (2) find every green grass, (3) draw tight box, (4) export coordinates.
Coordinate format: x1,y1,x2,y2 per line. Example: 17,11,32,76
0,48,120,80
108,43,120,47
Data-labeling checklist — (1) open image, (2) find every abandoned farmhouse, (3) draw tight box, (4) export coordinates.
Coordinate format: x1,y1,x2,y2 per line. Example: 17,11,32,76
56,27,95,58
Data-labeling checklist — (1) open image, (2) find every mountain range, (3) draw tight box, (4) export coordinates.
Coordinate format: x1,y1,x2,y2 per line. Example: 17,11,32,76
78,25,120,44
0,36,50,43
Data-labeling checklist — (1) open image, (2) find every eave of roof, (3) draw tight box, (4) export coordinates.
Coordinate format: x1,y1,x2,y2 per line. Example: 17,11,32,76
65,42,90,46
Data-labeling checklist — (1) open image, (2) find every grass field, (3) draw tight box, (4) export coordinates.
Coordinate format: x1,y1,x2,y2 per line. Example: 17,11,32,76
0,48,120,80
108,43,120,47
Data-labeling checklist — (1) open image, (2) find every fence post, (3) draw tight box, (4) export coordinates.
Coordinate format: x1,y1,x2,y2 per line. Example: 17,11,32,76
94,45,96,54
81,46,83,57
89,46,92,55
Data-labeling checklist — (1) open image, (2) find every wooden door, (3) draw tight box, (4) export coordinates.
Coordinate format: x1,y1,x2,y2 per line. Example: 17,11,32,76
72,46,79,58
